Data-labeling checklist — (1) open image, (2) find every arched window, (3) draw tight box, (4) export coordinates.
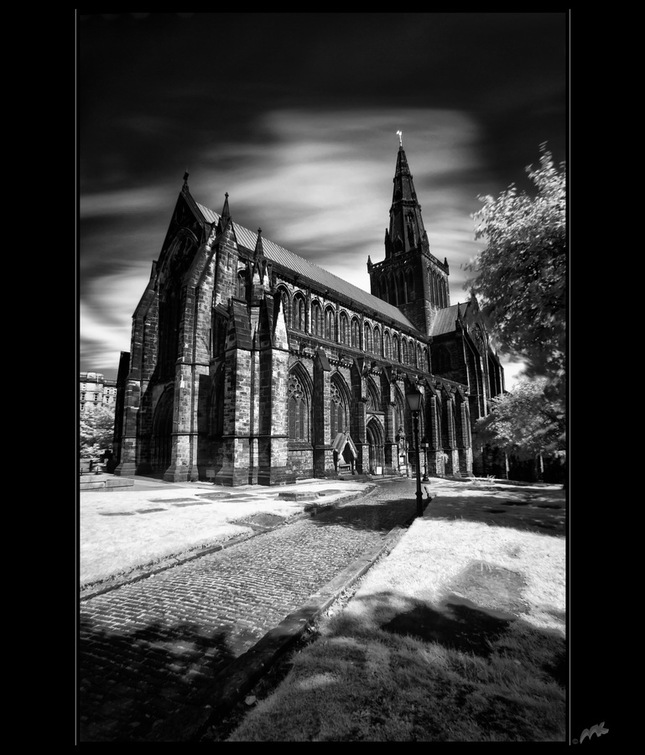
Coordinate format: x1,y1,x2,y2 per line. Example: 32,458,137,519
237,269,248,300
392,334,399,362
325,306,335,341
311,300,323,337
293,293,306,331
330,376,349,438
274,287,290,329
351,317,360,348
417,344,423,370
288,369,310,442
384,330,391,360
364,322,373,353
373,326,381,356
339,311,349,344
401,338,408,365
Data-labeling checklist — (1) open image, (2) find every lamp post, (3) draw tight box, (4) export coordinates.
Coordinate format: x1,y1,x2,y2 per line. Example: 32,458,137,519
421,437,429,482
406,388,424,518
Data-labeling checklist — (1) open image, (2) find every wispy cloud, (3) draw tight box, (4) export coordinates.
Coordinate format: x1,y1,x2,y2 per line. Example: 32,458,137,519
80,107,507,377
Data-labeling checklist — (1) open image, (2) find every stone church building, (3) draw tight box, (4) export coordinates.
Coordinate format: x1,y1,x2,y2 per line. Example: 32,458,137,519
113,143,505,485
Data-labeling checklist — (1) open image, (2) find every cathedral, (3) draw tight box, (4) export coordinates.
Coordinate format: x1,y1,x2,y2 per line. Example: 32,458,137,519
113,142,505,485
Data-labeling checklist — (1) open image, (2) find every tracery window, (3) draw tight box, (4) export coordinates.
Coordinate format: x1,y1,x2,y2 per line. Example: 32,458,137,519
288,371,310,442
330,380,348,438
384,331,391,360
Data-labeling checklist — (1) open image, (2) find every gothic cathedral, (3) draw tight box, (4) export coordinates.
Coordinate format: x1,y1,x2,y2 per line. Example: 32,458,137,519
113,143,505,485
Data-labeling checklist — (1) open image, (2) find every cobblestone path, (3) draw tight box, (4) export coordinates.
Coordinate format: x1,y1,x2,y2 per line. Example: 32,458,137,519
78,480,417,742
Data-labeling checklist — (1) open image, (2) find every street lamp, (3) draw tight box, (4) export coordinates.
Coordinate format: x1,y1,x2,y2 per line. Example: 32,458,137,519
406,388,424,518
421,436,429,482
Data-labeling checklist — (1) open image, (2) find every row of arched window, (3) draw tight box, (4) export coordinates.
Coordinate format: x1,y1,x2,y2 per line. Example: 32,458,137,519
209,362,467,451
371,266,449,308
375,267,416,306
275,286,429,370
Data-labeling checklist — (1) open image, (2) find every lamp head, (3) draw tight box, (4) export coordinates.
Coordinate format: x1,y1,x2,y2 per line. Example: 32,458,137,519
406,389,422,412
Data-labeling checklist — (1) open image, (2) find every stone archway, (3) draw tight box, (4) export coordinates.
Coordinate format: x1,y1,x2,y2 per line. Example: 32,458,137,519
366,417,385,474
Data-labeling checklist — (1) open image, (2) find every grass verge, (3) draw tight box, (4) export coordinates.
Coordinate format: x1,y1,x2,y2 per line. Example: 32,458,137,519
217,514,565,742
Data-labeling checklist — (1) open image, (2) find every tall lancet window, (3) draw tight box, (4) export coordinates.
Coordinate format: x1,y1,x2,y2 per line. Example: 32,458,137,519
330,378,349,439
288,369,310,442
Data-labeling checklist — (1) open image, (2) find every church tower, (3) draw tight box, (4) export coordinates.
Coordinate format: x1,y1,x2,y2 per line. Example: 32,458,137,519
368,135,450,335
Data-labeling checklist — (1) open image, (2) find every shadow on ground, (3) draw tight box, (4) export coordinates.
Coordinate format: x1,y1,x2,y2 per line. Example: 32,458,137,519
424,482,566,536
78,614,240,742
307,478,565,536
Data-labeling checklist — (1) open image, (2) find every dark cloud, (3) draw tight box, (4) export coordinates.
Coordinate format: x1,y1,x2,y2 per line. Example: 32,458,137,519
78,12,568,380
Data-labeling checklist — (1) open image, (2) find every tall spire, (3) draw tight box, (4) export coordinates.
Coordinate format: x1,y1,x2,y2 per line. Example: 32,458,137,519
385,138,430,258
368,139,451,335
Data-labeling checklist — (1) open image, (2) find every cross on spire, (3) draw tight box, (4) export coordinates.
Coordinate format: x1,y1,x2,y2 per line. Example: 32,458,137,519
396,130,403,147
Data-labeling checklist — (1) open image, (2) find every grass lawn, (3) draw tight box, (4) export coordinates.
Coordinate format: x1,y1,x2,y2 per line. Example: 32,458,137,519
219,480,566,742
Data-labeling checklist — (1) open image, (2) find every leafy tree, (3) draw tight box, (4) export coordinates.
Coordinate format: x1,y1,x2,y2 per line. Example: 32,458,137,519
79,405,115,459
475,377,565,464
465,144,566,398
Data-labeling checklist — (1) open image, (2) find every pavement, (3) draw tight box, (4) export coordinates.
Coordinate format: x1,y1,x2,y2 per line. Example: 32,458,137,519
80,473,381,596
79,472,412,741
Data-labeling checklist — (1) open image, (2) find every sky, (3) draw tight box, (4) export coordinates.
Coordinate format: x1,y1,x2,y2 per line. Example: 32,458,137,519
78,12,568,387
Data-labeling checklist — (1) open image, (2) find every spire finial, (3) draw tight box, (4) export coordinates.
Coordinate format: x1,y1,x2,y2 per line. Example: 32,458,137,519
396,130,403,147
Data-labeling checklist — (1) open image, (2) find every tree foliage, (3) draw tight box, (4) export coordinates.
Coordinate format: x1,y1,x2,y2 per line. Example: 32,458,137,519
465,144,566,397
475,377,564,460
79,405,115,458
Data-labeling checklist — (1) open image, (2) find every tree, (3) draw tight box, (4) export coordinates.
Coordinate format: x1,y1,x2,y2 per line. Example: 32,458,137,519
465,144,566,398
475,377,565,469
79,405,115,459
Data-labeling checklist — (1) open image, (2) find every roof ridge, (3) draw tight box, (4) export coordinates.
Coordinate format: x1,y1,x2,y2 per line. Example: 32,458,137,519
195,201,417,331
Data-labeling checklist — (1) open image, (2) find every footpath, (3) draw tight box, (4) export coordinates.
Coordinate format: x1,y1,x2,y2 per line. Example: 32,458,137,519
79,474,407,741
80,474,377,595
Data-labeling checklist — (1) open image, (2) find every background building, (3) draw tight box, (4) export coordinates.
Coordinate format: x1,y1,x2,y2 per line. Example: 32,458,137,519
114,145,504,485
79,372,118,413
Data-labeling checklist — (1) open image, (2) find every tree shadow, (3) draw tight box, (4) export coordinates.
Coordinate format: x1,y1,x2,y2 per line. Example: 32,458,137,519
309,497,419,532
78,613,240,742
342,589,567,688
425,485,566,536
307,478,565,537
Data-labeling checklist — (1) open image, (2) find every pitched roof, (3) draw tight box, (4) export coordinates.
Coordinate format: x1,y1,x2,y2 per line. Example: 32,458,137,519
430,302,469,336
195,202,416,331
